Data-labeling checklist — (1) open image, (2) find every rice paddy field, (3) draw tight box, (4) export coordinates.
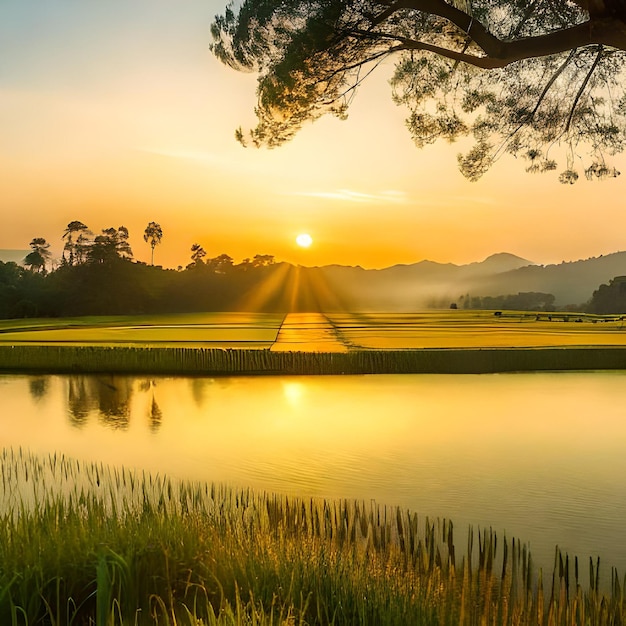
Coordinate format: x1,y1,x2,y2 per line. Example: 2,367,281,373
1,310,626,374
2,310,626,350
2,447,625,625
0,313,285,349
328,311,626,349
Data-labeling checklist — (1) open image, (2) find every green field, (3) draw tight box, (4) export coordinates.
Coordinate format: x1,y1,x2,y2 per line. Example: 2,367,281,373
1,311,626,349
327,311,626,349
0,313,285,349
2,311,626,374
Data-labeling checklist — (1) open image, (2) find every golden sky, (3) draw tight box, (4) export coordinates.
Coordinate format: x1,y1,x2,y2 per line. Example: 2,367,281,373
1,0,625,269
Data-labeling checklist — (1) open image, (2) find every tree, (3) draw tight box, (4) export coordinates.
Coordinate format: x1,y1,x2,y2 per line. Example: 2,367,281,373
88,227,133,264
211,0,626,182
588,275,626,313
0,261,25,317
251,254,276,267
24,238,51,273
73,232,92,265
62,221,91,266
206,253,235,274
239,254,276,270
189,243,207,267
144,222,163,266
466,291,556,310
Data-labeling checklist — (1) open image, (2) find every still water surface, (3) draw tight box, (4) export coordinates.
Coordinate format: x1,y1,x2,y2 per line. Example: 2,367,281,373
1,371,626,575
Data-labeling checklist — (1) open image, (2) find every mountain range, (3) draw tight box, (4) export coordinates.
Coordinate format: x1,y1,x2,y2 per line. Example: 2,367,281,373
311,251,626,309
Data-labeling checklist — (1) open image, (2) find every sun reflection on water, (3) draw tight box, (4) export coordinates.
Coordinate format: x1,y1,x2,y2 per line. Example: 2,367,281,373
282,381,305,408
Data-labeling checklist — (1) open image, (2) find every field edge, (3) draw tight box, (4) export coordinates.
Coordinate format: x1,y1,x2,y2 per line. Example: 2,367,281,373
1,344,626,374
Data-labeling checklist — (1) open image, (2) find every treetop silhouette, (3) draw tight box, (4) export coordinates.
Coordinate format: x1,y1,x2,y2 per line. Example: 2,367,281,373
144,222,163,266
211,0,626,182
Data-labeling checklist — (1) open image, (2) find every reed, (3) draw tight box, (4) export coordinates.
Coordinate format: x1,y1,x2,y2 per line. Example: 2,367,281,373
2,344,626,375
1,447,624,625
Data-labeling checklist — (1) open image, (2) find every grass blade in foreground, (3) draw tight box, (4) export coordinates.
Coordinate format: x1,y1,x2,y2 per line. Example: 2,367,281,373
0,447,624,624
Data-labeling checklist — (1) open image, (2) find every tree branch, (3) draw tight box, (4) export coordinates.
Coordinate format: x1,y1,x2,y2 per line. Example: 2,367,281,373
565,45,604,131
393,40,505,67
531,48,579,118
351,30,507,67
321,48,394,79
375,0,626,60
370,2,404,28
492,48,578,161
392,0,513,57
327,55,389,105
508,0,540,39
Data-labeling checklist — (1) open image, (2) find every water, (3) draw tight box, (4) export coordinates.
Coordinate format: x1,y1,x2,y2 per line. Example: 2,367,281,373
1,371,626,576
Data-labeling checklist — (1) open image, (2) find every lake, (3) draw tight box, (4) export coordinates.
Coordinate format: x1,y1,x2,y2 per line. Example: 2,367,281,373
2,371,626,578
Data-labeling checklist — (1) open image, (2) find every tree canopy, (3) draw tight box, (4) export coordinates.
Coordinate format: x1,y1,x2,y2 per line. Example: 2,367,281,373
89,227,133,264
144,222,164,266
24,238,51,274
211,0,626,182
62,221,91,266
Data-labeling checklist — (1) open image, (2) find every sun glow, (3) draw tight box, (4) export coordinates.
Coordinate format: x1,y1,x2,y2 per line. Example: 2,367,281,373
296,233,313,248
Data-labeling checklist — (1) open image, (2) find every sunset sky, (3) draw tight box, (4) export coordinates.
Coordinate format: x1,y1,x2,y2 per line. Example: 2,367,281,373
2,0,625,270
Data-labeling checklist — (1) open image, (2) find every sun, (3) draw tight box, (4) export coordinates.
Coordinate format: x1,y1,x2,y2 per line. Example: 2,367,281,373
296,233,313,248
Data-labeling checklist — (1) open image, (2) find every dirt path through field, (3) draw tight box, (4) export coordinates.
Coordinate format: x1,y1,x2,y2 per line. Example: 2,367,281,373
270,313,348,352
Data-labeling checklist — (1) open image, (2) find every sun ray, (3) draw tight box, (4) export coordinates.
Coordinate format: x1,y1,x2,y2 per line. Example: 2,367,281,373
233,263,292,312
288,266,302,312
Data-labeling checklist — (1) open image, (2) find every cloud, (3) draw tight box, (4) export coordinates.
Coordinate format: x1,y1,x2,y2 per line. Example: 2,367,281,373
287,189,408,203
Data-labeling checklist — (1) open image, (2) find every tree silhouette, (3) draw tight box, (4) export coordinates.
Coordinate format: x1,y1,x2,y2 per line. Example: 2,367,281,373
24,238,51,273
62,221,91,266
239,254,276,270
143,222,163,266
211,0,626,182
206,253,234,274
89,227,133,264
189,243,207,267
252,254,276,267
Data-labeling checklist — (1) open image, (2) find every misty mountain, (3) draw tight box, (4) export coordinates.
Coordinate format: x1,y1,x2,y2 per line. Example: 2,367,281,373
470,252,626,306
309,252,626,310
312,253,536,310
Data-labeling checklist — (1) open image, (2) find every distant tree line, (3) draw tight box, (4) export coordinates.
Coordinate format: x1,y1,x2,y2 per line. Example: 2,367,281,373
586,276,626,314
456,292,557,312
3,220,625,318
0,221,286,318
454,286,626,314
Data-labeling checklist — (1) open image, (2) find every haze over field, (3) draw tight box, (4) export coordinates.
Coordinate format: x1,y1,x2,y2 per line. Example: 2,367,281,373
260,251,626,309
1,0,625,271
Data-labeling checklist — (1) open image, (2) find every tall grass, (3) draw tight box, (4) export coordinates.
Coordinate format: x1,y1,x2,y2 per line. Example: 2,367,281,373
2,345,626,375
1,447,625,625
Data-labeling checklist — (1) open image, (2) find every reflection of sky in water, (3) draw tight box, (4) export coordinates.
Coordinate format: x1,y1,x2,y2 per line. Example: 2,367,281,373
2,371,626,576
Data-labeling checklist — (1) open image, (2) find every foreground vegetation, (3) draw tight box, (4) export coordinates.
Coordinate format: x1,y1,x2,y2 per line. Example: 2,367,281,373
1,447,625,625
